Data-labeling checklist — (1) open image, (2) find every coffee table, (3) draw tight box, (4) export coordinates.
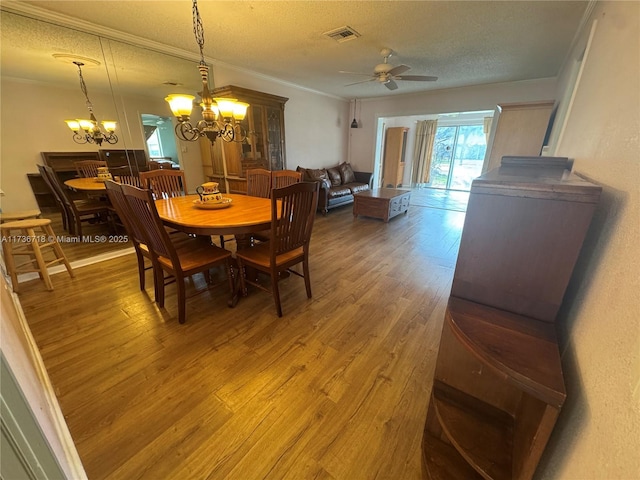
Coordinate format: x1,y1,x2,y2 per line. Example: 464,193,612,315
353,188,411,222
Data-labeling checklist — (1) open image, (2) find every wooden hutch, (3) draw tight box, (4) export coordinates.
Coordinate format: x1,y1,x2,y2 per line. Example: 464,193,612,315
422,156,601,479
200,85,288,194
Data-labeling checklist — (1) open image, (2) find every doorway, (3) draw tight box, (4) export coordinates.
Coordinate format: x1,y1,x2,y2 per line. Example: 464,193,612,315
141,114,180,166
374,110,492,193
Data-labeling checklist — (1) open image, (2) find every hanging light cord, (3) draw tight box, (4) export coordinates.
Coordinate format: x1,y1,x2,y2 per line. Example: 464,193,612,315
74,61,95,116
193,0,206,66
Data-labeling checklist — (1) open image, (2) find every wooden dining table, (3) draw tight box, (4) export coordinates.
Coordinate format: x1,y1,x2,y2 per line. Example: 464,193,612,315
155,193,275,306
64,177,108,192
155,193,273,240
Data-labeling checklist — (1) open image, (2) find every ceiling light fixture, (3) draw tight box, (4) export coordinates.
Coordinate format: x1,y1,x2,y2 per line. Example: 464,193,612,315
65,61,118,146
165,0,248,144
351,99,359,128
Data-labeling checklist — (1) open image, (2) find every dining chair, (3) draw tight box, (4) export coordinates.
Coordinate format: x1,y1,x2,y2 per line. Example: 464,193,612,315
39,164,110,238
104,180,156,298
114,174,143,187
246,168,272,198
139,169,186,199
236,181,319,317
120,183,234,324
272,170,302,189
36,165,70,232
74,160,108,178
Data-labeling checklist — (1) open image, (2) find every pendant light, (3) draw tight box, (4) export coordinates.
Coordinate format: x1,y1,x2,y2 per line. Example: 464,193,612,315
351,99,358,128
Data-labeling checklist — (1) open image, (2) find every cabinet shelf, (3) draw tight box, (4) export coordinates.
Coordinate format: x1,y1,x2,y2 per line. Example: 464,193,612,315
423,430,483,480
433,381,513,480
447,297,566,407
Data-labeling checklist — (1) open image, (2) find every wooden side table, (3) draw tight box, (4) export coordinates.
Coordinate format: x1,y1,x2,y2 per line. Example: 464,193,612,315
353,188,411,222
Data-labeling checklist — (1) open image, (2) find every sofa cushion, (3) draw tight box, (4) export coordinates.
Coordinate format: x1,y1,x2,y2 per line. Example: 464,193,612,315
326,167,342,187
327,186,352,198
305,168,331,190
338,162,356,184
347,182,370,194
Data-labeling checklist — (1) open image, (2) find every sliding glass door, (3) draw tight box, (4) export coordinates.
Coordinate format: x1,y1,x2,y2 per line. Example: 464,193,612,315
428,124,486,191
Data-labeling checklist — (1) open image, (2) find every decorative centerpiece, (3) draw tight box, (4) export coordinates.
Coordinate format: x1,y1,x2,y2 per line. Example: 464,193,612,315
196,182,224,203
194,181,232,209
96,166,112,182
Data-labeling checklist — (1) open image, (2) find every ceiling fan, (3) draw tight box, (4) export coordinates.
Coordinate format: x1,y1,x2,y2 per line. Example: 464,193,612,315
341,48,438,91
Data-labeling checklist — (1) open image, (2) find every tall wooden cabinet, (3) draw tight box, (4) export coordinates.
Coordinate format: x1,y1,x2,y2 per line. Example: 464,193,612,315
382,127,408,188
483,101,554,174
422,156,601,480
200,85,288,194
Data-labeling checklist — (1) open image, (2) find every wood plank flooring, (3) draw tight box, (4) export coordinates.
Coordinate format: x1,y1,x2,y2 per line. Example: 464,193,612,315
17,202,464,480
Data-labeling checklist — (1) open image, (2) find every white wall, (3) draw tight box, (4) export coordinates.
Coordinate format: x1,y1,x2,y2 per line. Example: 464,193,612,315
348,77,557,174
537,2,640,478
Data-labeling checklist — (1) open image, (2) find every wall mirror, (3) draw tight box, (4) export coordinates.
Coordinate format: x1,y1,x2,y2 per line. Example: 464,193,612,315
1,9,200,262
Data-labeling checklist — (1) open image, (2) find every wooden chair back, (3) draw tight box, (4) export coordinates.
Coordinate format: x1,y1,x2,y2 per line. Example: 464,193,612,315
40,164,108,237
37,164,70,231
120,184,175,262
39,164,76,215
74,160,108,178
104,181,144,246
272,170,302,189
115,174,143,187
270,182,319,258
139,169,186,200
246,168,272,198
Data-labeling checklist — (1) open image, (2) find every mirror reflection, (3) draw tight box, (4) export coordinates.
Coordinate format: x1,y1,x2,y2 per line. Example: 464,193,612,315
1,10,204,262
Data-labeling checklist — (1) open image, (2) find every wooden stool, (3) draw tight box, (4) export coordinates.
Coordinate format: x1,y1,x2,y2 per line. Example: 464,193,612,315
1,218,74,292
0,209,41,223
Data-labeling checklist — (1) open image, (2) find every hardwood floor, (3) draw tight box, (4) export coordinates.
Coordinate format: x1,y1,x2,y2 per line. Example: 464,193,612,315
18,202,464,480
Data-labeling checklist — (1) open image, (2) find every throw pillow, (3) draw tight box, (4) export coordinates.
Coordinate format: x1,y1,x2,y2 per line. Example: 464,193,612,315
326,167,342,187
306,168,331,190
338,162,356,184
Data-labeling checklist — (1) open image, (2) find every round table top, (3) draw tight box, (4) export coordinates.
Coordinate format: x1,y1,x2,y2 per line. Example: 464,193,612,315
155,194,273,236
64,177,107,191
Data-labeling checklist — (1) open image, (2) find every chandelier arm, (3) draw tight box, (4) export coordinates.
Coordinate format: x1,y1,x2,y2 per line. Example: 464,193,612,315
176,122,200,142
72,133,89,145
105,134,119,145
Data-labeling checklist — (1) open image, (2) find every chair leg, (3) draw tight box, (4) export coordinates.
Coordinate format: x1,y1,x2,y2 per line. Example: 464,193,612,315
155,267,165,307
303,257,312,298
1,238,20,293
135,250,145,291
43,224,74,279
26,227,53,291
271,269,283,317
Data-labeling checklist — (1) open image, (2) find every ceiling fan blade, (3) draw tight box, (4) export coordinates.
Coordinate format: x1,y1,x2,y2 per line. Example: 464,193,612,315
388,64,410,76
385,79,398,91
345,78,376,87
395,75,438,82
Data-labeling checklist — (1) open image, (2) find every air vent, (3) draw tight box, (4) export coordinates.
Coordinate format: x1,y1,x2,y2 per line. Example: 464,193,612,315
162,81,183,87
323,26,361,43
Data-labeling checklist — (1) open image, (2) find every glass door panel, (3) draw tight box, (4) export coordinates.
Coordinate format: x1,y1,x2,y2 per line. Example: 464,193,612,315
448,125,486,191
428,126,455,189
426,124,487,191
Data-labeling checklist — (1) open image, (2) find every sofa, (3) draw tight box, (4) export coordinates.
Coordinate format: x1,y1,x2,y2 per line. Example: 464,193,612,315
297,163,373,215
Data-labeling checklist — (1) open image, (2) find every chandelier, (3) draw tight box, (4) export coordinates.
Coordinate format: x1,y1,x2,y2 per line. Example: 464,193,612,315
165,0,249,144
65,61,118,146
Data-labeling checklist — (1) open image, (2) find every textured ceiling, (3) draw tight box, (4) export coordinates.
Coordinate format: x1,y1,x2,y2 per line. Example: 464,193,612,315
1,1,590,99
